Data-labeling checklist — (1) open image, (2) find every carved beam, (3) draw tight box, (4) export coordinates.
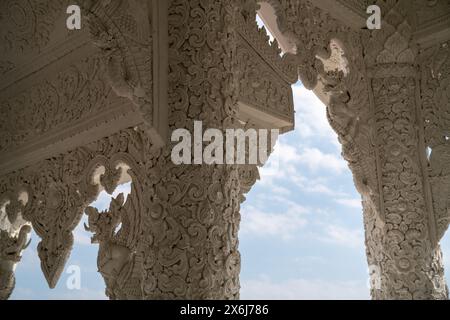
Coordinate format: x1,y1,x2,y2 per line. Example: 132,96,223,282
0,0,169,177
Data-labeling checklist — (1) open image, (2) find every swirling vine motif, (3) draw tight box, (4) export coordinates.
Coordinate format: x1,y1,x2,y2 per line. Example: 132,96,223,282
0,56,111,152
269,0,450,299
0,0,65,53
1,0,298,299
0,0,449,301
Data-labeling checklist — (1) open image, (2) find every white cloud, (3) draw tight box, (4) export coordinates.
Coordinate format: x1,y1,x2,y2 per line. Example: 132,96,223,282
322,225,364,249
241,274,369,300
269,185,292,196
289,174,346,197
259,146,347,199
276,142,302,163
241,205,307,240
303,183,337,195
259,142,301,180
297,147,347,174
292,85,338,144
262,142,346,179
294,256,327,266
335,198,362,209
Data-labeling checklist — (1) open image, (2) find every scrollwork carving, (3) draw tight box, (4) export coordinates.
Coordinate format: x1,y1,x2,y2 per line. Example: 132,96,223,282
0,190,31,300
420,41,450,241
0,0,65,53
270,0,449,299
0,56,113,152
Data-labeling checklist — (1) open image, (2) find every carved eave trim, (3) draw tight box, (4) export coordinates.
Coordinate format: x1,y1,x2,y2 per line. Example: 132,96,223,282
0,101,142,176
237,6,297,83
234,3,295,133
0,40,96,100
1,0,170,178
257,1,296,54
237,101,294,133
0,33,145,175
310,0,368,30
414,16,450,49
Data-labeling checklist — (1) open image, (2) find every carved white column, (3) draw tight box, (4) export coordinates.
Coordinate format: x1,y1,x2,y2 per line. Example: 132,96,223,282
266,0,450,299
0,191,31,300
131,0,239,300
357,2,449,299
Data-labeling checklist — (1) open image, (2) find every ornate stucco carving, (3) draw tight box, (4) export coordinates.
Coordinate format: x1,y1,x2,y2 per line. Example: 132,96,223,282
0,189,31,300
0,0,294,299
0,0,168,176
0,56,113,152
85,167,145,299
412,0,450,47
0,0,65,53
0,225,31,300
236,0,296,131
0,0,448,301
420,41,450,241
264,0,449,299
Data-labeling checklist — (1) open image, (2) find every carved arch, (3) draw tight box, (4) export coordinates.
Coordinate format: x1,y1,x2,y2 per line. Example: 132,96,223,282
0,128,149,291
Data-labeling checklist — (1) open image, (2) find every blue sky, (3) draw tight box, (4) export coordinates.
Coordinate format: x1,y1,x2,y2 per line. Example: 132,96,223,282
10,18,450,300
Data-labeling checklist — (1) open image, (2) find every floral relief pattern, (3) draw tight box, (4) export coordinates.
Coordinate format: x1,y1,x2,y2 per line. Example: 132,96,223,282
420,42,450,242
270,0,449,299
82,0,154,135
0,56,112,152
0,0,449,301
0,0,297,299
0,0,65,53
